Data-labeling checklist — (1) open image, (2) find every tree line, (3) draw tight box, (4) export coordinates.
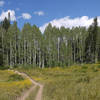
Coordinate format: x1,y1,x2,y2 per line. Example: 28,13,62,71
0,13,100,68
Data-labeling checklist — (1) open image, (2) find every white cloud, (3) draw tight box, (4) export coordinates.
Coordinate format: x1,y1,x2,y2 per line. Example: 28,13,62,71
22,13,31,19
0,1,5,7
34,11,44,16
0,10,16,21
40,16,100,33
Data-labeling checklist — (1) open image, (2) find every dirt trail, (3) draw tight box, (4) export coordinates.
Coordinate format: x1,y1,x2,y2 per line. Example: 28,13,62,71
35,84,43,100
10,70,43,100
17,85,36,100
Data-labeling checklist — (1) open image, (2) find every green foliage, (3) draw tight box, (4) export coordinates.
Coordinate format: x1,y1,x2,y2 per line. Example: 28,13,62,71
0,66,10,70
1,17,10,31
0,29,3,66
0,15,99,68
91,66,98,72
97,65,100,68
85,17,98,63
76,75,90,83
8,74,24,81
81,65,88,69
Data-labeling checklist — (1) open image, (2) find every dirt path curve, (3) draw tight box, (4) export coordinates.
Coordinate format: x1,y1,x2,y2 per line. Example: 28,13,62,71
17,85,36,100
10,70,43,100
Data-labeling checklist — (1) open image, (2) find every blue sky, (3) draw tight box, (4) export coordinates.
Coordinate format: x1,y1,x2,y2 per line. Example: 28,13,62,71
0,0,100,31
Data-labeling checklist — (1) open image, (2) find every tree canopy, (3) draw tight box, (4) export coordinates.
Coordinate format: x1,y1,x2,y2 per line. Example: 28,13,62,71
0,15,100,68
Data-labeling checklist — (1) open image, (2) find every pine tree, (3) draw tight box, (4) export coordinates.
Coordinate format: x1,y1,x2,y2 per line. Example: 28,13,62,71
0,29,3,66
85,17,98,63
2,18,10,32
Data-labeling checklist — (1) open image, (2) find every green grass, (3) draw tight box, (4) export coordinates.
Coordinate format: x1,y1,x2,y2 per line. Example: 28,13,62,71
0,70,33,100
17,64,100,100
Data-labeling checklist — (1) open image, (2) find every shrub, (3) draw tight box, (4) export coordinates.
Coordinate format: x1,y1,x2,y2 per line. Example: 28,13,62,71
76,76,90,83
91,66,98,72
97,65,100,68
8,74,24,81
0,66,10,70
81,65,88,69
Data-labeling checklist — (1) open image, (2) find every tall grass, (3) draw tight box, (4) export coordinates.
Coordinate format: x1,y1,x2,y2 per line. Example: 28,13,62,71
18,64,100,100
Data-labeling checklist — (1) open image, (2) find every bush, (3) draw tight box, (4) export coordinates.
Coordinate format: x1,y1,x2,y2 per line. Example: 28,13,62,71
76,76,90,83
0,66,10,70
13,64,19,68
8,74,24,81
91,66,98,72
81,65,88,69
97,65,100,68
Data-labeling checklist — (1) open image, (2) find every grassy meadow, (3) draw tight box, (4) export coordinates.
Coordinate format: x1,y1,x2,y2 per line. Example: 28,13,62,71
0,70,33,100
17,64,100,100
1,64,100,100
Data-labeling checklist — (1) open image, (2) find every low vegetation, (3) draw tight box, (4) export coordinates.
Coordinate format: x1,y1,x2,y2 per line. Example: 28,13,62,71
0,70,32,100
18,64,100,100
